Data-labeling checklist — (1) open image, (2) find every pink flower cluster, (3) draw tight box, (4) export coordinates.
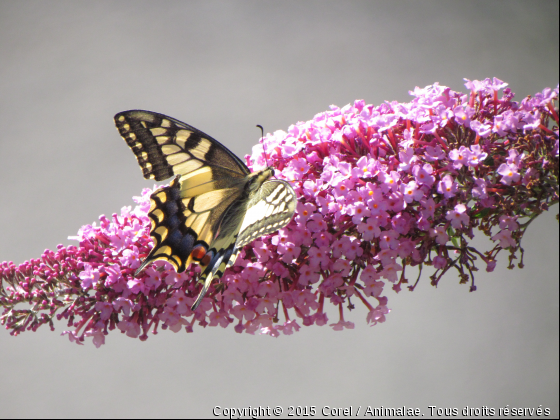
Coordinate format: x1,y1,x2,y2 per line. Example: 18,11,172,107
1,78,558,347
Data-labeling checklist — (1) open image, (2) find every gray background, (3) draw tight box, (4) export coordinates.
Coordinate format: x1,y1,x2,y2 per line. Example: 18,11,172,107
0,1,558,418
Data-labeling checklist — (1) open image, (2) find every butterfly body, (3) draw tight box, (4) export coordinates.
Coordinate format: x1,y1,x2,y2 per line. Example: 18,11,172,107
115,110,296,310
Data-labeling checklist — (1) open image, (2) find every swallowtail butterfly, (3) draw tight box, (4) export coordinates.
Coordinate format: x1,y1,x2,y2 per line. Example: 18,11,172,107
115,110,297,310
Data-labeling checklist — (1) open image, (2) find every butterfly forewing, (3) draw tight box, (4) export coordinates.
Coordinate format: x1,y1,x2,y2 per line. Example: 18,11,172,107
115,110,249,181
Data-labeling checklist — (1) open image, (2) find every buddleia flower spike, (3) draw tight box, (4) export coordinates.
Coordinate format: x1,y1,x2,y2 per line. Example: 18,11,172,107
1,79,557,346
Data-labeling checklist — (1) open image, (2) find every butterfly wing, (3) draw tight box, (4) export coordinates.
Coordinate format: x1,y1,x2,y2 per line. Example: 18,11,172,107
236,180,297,248
114,110,251,274
191,179,297,310
137,174,247,274
189,200,248,310
115,110,250,181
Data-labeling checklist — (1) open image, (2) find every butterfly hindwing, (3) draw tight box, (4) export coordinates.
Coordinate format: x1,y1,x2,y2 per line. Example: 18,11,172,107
136,174,247,275
236,180,297,248
191,179,297,309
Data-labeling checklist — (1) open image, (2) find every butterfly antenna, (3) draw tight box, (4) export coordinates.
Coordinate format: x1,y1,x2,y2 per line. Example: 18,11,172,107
256,124,271,167
255,124,303,186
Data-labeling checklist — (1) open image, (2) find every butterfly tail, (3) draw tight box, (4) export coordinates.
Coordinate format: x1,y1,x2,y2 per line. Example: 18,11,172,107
191,273,214,311
190,246,239,311
134,258,152,276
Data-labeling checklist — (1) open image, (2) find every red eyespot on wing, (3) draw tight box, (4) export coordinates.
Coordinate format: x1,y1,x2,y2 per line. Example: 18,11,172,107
201,254,212,266
192,246,207,261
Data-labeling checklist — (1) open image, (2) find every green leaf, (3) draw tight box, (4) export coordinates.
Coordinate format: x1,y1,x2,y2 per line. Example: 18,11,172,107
472,207,494,219
448,227,460,248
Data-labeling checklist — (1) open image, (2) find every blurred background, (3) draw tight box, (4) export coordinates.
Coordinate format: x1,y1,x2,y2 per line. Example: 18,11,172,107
0,1,558,418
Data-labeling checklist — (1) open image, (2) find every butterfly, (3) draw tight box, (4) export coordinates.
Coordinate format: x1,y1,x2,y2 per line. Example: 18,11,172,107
115,110,297,310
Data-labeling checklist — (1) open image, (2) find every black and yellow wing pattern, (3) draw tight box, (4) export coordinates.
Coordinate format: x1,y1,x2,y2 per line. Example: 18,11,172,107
115,110,296,310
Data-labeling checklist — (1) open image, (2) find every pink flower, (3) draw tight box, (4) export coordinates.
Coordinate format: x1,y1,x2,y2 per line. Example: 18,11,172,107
307,213,328,232
84,328,106,348
278,242,301,264
79,264,99,289
402,180,424,203
94,302,113,321
453,105,474,127
167,290,191,315
330,320,355,331
208,310,231,328
333,259,352,277
433,255,447,269
446,204,470,229
431,226,449,245
113,297,133,317
295,202,316,224
342,237,364,259
424,145,447,162
347,201,371,224
413,163,436,186
367,188,389,216
499,215,519,231
467,145,488,167
497,163,521,185
470,120,492,137
307,246,331,269
472,178,488,200
379,171,401,192
420,197,436,219
332,178,354,197
230,303,256,322
491,229,517,248
398,148,417,171
449,146,471,169
352,156,377,178
298,265,320,286
119,245,141,268
118,318,141,338
379,230,400,250
357,217,381,241
366,305,389,325
437,174,458,198
380,262,403,283
286,157,310,178
332,236,351,258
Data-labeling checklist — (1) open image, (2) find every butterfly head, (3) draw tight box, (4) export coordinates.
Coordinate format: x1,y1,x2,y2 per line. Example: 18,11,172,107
248,166,275,184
